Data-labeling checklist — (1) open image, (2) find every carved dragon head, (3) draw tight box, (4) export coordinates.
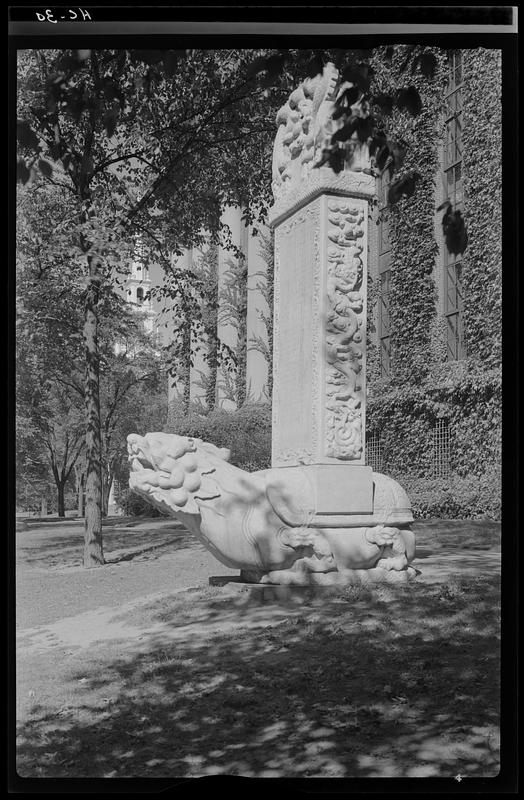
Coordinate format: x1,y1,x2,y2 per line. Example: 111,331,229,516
127,432,230,516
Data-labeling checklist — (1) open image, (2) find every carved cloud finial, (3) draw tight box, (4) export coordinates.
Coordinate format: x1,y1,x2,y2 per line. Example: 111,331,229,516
271,62,372,213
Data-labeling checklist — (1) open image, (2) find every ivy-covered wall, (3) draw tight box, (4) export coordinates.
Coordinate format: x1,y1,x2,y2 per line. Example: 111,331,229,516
461,48,502,368
366,47,502,519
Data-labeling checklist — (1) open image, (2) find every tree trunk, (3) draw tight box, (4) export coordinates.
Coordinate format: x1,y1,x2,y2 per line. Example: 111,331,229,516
83,273,105,567
57,482,65,518
77,475,84,518
40,495,47,517
102,469,111,517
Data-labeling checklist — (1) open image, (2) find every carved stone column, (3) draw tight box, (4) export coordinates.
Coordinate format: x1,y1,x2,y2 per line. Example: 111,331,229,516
269,62,377,522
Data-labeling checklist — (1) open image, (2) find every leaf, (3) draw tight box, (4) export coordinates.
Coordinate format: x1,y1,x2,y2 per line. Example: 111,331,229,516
411,52,438,78
338,85,361,107
373,143,391,172
38,159,53,179
332,105,348,121
163,51,180,77
329,149,346,174
102,80,122,103
103,109,119,138
17,120,40,151
356,116,374,143
341,64,372,93
306,54,324,78
50,142,63,161
398,45,417,74
265,54,287,79
384,46,396,62
245,55,268,78
442,206,468,255
387,171,421,205
396,87,423,116
314,148,332,169
134,50,163,66
17,158,30,184
389,141,406,171
373,93,394,115
331,117,359,145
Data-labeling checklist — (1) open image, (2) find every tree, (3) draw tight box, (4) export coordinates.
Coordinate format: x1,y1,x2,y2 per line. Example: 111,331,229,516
16,175,163,524
247,228,274,402
16,405,53,516
99,317,167,515
16,300,86,518
16,47,303,565
16,45,455,564
16,179,86,517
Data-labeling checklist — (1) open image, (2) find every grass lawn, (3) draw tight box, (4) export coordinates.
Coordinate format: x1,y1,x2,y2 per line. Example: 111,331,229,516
16,520,501,779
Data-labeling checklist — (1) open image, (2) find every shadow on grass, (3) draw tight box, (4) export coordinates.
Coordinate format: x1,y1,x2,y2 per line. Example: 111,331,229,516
104,537,198,565
413,520,501,551
17,527,201,569
17,575,500,779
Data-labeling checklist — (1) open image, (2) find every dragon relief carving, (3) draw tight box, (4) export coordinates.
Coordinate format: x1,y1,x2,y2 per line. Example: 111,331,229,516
325,199,366,460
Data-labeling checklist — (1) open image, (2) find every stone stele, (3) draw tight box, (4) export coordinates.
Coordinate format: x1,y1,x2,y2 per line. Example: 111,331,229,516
128,62,416,586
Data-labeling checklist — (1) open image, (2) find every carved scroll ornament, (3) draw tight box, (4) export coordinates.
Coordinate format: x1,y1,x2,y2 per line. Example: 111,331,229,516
271,62,372,211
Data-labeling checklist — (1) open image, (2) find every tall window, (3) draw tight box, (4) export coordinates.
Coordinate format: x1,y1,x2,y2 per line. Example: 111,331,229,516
136,287,144,304
443,51,466,360
377,173,392,376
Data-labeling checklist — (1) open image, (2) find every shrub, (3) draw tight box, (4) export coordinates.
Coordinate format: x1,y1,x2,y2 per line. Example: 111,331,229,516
403,466,501,520
114,487,162,517
167,402,272,472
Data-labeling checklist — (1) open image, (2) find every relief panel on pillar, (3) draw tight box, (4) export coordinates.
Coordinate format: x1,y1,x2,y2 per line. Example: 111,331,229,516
323,196,367,463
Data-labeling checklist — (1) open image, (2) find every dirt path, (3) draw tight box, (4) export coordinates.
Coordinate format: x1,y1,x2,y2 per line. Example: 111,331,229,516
16,518,237,629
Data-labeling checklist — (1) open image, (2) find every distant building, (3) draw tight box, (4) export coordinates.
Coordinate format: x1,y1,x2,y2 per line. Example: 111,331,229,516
125,241,157,336
114,237,160,357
